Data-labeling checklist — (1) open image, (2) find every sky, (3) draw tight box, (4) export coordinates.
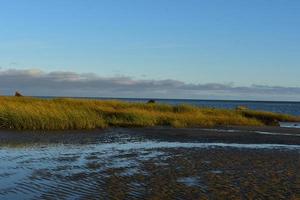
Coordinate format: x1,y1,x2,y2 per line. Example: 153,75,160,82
0,0,300,100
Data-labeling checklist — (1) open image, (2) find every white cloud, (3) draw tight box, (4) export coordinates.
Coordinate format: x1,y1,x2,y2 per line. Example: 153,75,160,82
0,68,299,101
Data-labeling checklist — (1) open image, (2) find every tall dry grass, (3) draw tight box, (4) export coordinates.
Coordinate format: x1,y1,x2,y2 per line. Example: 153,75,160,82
0,97,299,130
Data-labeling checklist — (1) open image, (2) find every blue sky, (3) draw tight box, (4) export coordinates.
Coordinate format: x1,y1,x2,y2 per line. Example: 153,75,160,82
0,0,300,99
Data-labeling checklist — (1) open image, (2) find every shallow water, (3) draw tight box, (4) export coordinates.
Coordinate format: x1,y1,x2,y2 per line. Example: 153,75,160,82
280,122,300,128
0,130,300,199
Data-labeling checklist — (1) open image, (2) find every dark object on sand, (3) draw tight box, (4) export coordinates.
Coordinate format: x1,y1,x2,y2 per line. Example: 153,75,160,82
15,91,23,97
147,99,156,104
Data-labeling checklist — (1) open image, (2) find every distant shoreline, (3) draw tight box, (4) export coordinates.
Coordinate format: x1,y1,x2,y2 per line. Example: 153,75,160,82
2,95,300,103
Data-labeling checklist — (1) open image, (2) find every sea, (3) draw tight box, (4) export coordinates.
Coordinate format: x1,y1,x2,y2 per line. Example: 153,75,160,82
42,97,300,116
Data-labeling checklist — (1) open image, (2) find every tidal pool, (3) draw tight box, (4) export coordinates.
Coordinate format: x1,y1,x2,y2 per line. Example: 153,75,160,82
0,129,299,199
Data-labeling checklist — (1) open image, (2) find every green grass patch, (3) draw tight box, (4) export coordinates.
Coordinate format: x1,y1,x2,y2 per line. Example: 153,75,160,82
0,97,299,130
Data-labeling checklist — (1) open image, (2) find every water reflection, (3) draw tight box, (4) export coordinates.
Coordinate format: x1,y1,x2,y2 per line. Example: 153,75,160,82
280,122,300,128
0,130,299,199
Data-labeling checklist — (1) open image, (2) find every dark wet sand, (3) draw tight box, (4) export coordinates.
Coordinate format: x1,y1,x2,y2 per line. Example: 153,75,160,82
0,127,299,199
0,126,299,145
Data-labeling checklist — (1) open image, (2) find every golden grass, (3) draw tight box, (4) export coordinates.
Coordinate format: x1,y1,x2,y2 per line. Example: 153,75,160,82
0,97,299,130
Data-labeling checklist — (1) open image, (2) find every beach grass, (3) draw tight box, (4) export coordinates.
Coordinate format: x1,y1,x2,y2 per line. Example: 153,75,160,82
0,96,299,130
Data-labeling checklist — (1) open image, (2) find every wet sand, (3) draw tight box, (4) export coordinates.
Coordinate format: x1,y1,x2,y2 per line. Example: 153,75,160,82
0,127,299,199
1,126,299,145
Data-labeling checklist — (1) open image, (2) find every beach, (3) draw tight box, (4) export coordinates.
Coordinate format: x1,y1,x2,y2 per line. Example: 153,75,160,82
2,0,300,199
0,127,299,199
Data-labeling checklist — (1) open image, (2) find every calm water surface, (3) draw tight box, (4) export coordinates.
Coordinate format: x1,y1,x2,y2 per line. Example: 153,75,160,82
1,129,300,199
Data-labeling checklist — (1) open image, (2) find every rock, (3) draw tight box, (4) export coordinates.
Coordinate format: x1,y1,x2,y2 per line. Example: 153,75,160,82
147,99,156,104
15,91,23,97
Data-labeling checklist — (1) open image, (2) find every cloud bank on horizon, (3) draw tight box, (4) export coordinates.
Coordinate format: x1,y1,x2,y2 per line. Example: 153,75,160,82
0,68,299,101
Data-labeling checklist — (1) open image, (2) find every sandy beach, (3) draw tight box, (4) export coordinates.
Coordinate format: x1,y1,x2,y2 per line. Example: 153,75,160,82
0,127,299,199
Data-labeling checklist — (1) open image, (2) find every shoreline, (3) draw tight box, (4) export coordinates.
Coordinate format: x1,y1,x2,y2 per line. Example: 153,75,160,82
1,126,299,199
